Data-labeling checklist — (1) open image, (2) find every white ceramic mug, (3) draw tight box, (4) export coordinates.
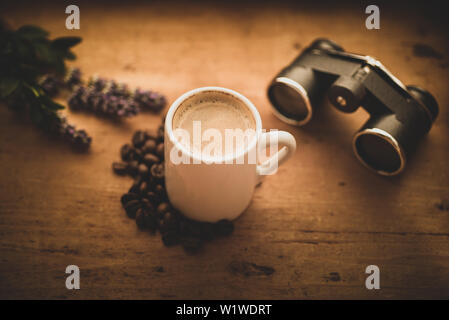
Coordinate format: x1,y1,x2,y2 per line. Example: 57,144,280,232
164,87,296,222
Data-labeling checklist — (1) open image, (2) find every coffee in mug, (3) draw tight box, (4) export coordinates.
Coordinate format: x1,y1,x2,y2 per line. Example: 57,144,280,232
172,91,256,159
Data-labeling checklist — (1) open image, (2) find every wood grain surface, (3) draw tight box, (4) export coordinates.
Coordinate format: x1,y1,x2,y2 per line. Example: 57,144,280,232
1,1,448,299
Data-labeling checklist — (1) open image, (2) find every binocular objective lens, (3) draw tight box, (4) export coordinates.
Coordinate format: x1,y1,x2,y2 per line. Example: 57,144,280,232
268,79,312,125
354,129,405,175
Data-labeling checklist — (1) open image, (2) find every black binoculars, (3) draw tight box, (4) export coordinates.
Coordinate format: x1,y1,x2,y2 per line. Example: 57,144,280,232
268,39,439,176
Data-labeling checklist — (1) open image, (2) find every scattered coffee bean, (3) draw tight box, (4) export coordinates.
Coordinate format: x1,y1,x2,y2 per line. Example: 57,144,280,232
128,179,142,194
133,148,144,162
127,160,139,176
156,124,164,142
143,191,160,204
112,162,128,175
137,181,147,194
135,208,147,229
154,184,167,199
183,220,203,238
120,192,140,206
138,163,149,177
182,236,203,254
199,222,215,241
150,163,164,180
156,143,164,159
144,211,159,233
157,202,171,216
120,144,135,162
124,199,141,219
215,219,234,237
142,139,157,154
144,129,158,141
132,130,147,148
143,154,159,167
162,231,180,247
140,198,154,211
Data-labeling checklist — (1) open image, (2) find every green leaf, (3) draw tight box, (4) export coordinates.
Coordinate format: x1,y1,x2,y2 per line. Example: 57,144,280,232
29,104,44,125
17,25,49,40
0,78,20,98
13,37,34,61
33,41,54,64
65,50,76,60
53,58,66,75
52,37,82,49
40,95,65,111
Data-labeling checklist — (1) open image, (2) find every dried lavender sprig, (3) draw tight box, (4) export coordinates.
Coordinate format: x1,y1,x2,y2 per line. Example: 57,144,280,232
87,76,108,92
133,88,167,112
87,77,131,98
64,67,82,90
107,80,132,98
39,67,82,96
51,115,92,150
87,77,166,112
68,85,140,118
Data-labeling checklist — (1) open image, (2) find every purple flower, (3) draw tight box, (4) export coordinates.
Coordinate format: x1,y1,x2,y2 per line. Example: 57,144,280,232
133,89,166,112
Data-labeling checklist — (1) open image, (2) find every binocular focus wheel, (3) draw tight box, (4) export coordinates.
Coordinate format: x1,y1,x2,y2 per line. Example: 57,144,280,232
309,38,344,52
353,128,406,176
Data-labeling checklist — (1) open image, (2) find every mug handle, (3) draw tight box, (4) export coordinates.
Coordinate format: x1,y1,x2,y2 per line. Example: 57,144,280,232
257,131,297,178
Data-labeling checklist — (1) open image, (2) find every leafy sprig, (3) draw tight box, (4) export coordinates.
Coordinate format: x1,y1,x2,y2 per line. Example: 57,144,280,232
0,23,91,150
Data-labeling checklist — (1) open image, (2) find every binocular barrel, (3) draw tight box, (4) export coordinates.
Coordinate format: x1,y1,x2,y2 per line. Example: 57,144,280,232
267,39,439,176
268,39,343,125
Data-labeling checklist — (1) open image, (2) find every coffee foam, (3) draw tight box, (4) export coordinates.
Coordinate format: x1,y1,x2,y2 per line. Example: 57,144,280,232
172,91,256,158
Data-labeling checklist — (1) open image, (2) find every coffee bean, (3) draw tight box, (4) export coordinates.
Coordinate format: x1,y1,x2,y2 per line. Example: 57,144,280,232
128,179,142,194
215,219,234,237
132,130,147,148
120,192,140,206
142,139,157,154
182,236,203,254
157,202,171,216
143,191,159,204
140,198,154,211
120,144,135,162
150,163,164,180
161,211,179,232
143,154,159,167
199,222,215,241
156,125,164,143
162,231,180,247
135,208,147,229
183,219,202,237
112,162,128,175
138,163,149,177
146,177,158,191
136,182,146,195
124,200,141,219
159,217,176,234
133,148,144,162
156,143,164,159
154,184,167,199
144,129,158,141
127,160,139,176
144,211,159,233
177,219,188,235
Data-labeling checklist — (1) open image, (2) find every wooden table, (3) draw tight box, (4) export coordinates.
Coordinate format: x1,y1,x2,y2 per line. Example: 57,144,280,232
1,1,448,299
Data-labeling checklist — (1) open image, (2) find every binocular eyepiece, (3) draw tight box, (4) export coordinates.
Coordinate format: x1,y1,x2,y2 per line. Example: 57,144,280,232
268,39,439,176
